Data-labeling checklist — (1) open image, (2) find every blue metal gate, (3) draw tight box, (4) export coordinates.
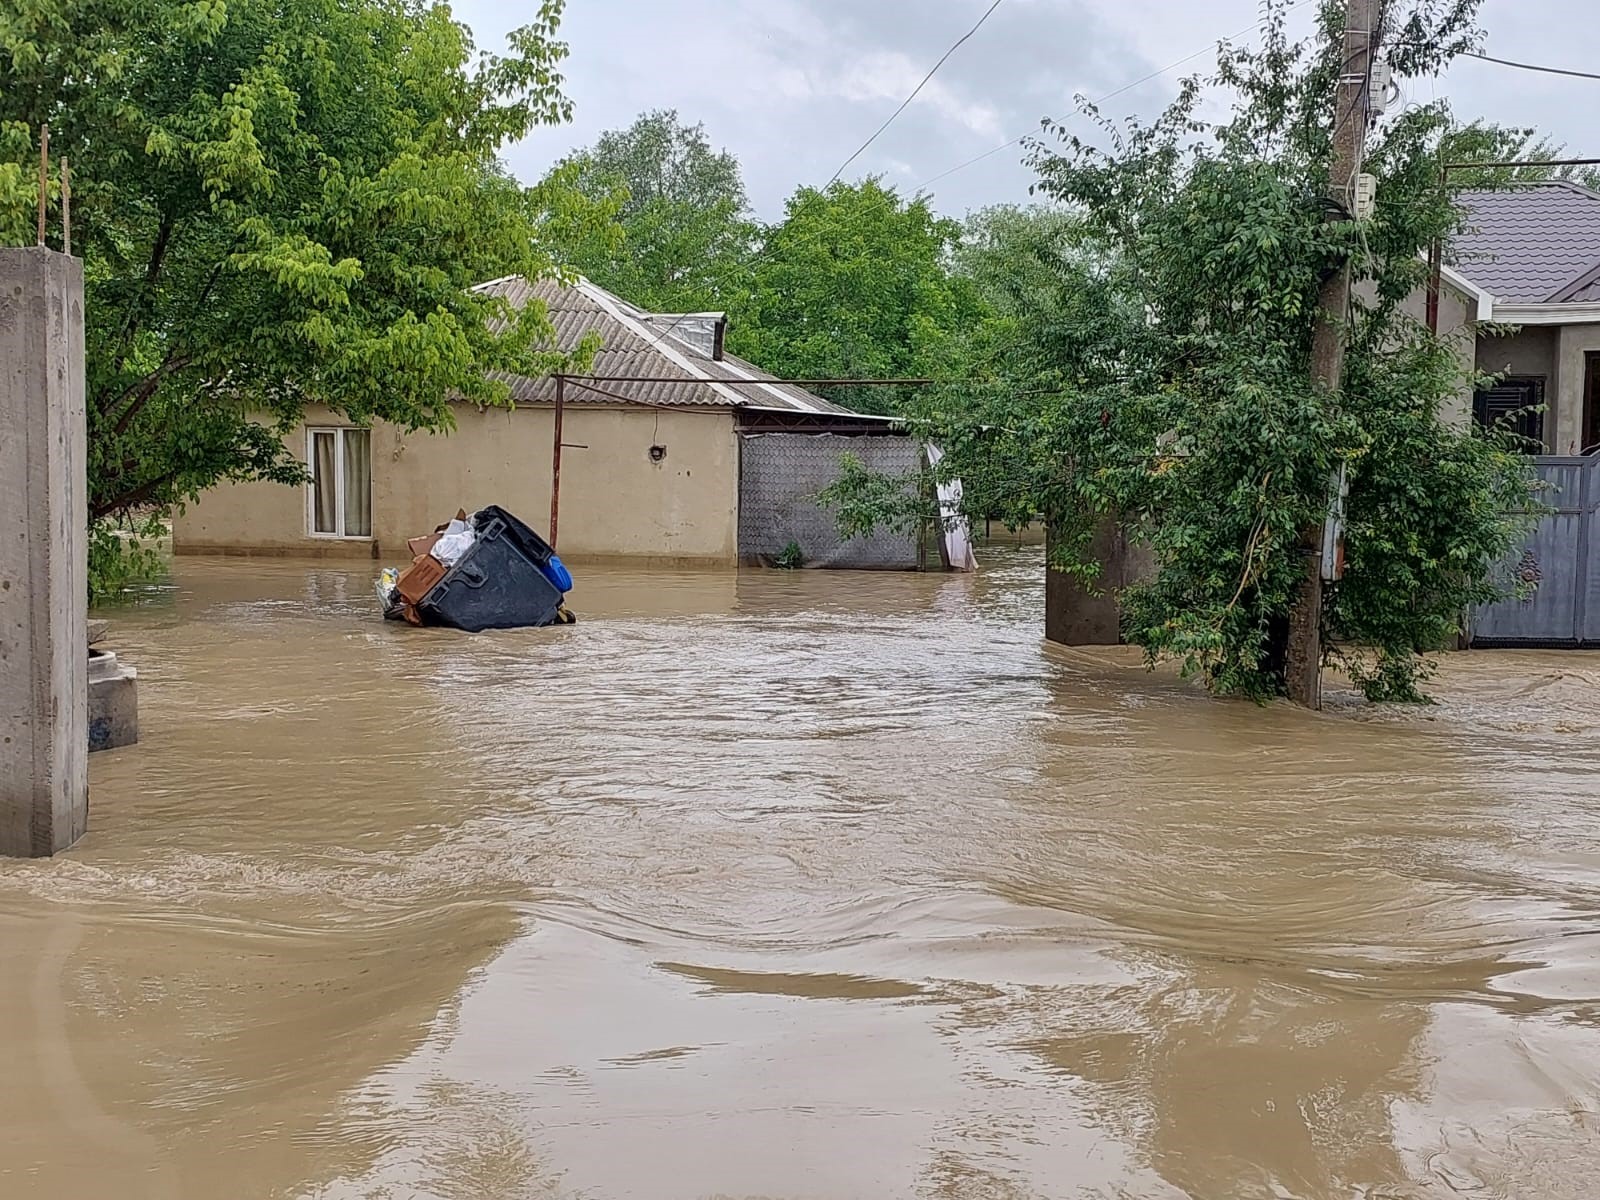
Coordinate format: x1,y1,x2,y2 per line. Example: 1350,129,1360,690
1470,456,1600,647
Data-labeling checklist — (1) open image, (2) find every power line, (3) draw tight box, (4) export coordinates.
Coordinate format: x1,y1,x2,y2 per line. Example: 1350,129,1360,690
918,0,1320,190
1460,50,1600,83
828,0,1008,186
629,0,1315,360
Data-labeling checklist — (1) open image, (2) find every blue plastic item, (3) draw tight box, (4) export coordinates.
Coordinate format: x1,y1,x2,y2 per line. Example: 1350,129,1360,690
417,507,568,632
542,553,573,593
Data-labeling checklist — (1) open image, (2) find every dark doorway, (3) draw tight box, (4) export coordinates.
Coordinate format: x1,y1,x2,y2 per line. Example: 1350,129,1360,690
1474,375,1546,451
1586,352,1600,455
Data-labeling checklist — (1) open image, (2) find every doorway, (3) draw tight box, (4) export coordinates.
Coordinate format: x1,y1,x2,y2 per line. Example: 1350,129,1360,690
1585,352,1600,455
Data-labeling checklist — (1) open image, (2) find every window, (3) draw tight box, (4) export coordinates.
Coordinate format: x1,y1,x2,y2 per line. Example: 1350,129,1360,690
1473,375,1545,451
307,428,372,538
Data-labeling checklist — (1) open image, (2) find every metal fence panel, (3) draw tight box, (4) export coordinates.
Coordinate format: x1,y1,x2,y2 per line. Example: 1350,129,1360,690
738,433,922,569
1471,456,1596,647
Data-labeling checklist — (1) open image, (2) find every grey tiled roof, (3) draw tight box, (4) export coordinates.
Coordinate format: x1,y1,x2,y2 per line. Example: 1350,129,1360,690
1452,182,1600,303
471,275,856,415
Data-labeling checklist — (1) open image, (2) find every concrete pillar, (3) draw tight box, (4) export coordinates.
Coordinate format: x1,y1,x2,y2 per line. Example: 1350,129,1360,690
0,247,88,857
1044,518,1155,647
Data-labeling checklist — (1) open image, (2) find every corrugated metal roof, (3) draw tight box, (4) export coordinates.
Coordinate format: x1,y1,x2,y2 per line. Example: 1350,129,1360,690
1453,182,1600,303
471,275,856,415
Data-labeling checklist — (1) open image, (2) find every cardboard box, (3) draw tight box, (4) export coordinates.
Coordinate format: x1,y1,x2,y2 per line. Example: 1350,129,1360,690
396,553,449,609
407,532,443,558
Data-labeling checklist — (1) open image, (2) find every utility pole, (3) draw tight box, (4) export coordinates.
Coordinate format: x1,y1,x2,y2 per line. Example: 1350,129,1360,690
1286,0,1381,709
550,373,565,548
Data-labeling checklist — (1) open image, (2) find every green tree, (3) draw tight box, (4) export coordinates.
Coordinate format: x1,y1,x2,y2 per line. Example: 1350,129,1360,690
729,178,982,413
828,0,1536,702
543,109,757,312
1,0,606,585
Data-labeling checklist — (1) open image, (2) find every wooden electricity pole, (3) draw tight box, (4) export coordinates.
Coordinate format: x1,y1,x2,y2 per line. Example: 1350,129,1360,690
1286,0,1382,709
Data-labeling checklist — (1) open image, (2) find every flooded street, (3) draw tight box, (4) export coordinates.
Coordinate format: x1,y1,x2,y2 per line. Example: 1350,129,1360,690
5,546,1600,1199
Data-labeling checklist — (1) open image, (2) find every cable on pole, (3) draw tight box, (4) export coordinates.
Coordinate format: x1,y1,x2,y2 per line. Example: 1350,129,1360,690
1461,51,1600,82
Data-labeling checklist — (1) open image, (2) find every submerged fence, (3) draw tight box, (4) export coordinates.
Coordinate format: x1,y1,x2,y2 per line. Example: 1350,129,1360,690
1471,456,1600,648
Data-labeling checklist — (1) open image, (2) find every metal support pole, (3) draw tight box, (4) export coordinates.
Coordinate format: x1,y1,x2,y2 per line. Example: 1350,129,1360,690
60,156,70,257
550,373,564,548
36,124,48,246
1426,216,1442,334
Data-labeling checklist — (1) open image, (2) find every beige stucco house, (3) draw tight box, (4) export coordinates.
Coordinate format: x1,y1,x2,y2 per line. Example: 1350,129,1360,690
1426,182,1600,451
174,276,913,567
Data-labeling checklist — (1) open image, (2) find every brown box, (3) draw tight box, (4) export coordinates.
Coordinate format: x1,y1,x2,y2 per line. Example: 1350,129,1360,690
396,553,449,608
407,532,442,558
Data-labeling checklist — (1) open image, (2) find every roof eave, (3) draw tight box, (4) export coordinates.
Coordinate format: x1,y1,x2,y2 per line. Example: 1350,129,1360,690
1490,300,1600,326
1436,262,1496,321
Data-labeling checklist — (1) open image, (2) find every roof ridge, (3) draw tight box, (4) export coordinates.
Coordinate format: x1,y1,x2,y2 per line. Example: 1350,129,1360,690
471,274,857,415
1547,258,1600,303
1459,178,1600,203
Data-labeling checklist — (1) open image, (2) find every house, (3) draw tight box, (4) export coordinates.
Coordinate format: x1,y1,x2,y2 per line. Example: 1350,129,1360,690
1048,183,1600,649
1431,181,1600,452
174,276,930,569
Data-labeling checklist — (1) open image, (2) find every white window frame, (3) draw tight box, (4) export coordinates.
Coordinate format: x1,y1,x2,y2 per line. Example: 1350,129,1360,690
305,427,372,539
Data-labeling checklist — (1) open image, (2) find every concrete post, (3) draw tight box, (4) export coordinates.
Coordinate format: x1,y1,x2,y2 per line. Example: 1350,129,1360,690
1044,518,1155,647
0,247,88,857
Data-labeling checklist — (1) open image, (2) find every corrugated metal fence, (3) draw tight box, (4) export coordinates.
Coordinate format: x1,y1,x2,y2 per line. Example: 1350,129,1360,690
1471,456,1600,647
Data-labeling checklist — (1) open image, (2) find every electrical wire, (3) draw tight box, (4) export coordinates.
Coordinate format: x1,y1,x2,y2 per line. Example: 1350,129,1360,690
627,0,1317,362
918,0,1321,189
1460,50,1600,82
827,0,1009,186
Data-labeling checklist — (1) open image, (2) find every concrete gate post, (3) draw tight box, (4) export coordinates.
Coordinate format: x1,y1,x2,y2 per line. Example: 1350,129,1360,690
0,247,88,857
1044,518,1156,647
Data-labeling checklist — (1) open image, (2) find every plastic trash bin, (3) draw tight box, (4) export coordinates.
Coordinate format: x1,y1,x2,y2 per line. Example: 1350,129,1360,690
417,506,567,632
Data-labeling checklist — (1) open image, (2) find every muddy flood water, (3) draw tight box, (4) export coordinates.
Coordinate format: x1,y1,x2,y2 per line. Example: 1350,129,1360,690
4,547,1600,1200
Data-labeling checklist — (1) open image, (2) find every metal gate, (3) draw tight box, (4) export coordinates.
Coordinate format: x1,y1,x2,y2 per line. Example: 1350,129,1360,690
1471,456,1600,647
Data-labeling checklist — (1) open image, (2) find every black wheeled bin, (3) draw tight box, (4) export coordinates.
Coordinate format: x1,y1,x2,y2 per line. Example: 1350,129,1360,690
417,506,566,632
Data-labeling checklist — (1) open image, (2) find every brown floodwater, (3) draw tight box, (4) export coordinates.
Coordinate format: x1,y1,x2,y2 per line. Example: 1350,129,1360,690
4,546,1600,1200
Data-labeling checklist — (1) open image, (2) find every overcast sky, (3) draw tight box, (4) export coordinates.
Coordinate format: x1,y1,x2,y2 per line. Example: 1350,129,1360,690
452,0,1600,221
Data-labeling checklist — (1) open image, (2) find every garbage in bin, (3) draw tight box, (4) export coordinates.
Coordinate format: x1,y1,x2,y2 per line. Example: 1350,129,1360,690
377,506,574,631
375,567,402,619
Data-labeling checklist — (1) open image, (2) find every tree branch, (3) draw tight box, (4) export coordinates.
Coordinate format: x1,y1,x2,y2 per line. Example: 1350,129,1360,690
93,470,180,521
104,354,192,439
101,213,177,399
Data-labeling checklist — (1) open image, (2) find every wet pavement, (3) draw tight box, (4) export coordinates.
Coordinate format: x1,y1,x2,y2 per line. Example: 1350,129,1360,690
4,547,1600,1199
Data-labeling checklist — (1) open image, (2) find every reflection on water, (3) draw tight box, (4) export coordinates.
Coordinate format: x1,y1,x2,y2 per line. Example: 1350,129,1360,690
3,548,1600,1199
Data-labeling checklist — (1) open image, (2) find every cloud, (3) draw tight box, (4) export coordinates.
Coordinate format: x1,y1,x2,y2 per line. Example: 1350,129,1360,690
450,0,1600,222
816,51,1008,141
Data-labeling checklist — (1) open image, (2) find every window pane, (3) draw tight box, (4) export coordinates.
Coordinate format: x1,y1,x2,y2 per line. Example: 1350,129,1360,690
1474,379,1545,451
311,431,337,534
342,428,372,538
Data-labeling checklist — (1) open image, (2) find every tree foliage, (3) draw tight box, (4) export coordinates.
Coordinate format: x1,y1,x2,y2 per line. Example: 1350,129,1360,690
728,178,983,413
832,0,1536,702
1,0,605,543
541,109,757,313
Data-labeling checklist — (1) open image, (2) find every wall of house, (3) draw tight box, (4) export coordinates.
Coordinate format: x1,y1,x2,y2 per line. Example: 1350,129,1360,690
1472,324,1600,453
174,403,743,565
1556,324,1600,454
1476,326,1558,449
1394,281,1478,426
